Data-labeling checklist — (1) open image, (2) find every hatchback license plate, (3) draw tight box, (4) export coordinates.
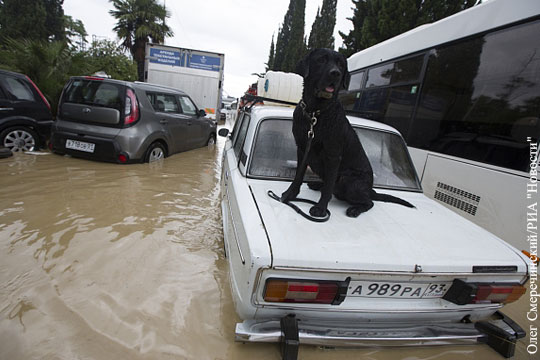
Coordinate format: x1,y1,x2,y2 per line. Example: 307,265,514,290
348,281,450,299
66,139,95,153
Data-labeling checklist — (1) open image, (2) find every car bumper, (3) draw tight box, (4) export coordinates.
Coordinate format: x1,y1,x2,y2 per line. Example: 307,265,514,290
236,311,525,358
50,131,128,163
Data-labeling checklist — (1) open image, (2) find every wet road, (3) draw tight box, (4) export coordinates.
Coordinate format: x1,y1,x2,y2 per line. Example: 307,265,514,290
0,134,535,360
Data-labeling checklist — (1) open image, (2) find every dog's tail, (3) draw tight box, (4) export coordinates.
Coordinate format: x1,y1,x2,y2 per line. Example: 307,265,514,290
371,190,415,208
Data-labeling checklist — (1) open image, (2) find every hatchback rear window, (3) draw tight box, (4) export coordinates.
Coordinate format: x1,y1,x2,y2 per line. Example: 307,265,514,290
65,79,123,111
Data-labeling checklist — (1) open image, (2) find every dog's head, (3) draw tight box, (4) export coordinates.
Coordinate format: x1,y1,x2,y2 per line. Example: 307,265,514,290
295,48,350,101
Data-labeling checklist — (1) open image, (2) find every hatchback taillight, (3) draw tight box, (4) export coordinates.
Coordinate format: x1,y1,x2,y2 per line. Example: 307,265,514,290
263,278,347,305
125,88,139,125
443,279,526,305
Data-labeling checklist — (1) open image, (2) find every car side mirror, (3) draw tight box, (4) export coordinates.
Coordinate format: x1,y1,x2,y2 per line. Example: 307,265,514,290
218,128,230,137
198,109,206,117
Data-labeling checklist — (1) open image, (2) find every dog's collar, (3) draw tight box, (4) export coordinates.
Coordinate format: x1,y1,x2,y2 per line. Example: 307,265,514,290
298,98,335,116
298,99,321,118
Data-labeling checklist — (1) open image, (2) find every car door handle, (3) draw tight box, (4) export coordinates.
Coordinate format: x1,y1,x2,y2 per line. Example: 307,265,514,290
0,107,14,111
160,119,168,124
187,121,192,126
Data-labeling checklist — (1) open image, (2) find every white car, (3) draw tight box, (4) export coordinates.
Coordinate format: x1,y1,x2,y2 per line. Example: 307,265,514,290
218,103,529,359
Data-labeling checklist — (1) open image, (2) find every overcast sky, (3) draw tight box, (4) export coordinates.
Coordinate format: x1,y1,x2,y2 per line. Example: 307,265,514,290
63,0,355,98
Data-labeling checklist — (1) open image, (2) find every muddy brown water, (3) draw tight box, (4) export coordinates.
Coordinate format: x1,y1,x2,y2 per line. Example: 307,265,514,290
0,134,536,360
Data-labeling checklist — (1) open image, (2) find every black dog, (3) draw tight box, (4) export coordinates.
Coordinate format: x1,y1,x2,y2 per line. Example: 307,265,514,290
281,48,414,218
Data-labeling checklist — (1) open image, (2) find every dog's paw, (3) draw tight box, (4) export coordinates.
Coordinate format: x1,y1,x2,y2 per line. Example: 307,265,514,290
346,204,373,217
307,181,324,191
346,206,363,218
310,205,327,218
281,189,298,203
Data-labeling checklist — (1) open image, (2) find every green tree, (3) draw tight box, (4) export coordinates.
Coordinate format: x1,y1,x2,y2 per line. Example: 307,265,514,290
339,0,480,56
83,39,137,81
273,25,289,70
271,0,306,72
307,0,337,50
0,0,65,42
0,38,71,112
281,0,306,72
44,0,66,42
109,0,173,81
339,0,368,57
64,15,88,51
266,34,275,71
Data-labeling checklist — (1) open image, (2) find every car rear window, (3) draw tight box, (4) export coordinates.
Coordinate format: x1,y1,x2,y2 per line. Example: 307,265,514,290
65,79,123,111
249,119,421,191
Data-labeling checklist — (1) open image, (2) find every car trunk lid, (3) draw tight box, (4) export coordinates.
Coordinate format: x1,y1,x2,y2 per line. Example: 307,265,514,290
60,103,121,126
249,181,528,274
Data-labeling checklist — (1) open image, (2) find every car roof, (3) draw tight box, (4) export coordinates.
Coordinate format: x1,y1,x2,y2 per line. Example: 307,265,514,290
0,68,26,79
132,81,187,95
248,104,402,136
68,76,188,95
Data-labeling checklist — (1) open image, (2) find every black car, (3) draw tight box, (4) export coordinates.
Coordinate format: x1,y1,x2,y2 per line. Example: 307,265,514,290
0,69,54,152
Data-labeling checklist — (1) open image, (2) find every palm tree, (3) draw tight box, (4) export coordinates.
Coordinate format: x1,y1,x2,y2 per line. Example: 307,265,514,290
0,38,72,113
109,0,173,81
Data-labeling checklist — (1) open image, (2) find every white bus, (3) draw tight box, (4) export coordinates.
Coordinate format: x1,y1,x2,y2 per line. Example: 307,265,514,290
342,0,539,252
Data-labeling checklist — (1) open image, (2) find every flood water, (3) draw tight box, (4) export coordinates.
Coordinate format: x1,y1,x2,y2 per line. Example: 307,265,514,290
0,131,536,360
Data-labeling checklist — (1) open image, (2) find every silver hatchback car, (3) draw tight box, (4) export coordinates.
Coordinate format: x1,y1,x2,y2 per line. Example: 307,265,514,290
50,77,217,163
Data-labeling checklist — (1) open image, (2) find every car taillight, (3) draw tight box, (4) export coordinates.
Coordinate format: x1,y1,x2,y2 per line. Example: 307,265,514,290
263,278,347,305
118,154,128,163
443,279,526,305
25,75,51,111
124,88,139,125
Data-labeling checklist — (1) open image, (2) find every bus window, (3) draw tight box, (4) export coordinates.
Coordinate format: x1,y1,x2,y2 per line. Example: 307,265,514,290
348,71,365,91
366,55,424,88
359,85,419,136
367,63,394,88
409,20,540,172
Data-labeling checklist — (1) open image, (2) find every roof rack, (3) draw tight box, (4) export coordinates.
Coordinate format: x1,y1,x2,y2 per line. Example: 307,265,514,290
241,94,298,111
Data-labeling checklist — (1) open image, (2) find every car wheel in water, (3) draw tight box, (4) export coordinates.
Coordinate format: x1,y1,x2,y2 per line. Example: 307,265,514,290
207,134,216,146
145,142,166,162
0,127,38,152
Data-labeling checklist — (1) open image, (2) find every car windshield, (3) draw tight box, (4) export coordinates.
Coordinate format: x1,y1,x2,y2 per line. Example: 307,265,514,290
248,118,421,191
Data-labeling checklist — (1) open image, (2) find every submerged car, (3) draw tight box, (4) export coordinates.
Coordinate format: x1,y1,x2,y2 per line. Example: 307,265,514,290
50,77,216,163
219,103,529,359
0,69,54,152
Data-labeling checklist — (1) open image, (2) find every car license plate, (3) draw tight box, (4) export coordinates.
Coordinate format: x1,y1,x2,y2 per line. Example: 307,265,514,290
348,281,451,299
66,139,95,153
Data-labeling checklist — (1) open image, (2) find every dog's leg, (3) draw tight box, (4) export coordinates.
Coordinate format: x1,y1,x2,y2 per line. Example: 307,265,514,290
334,175,374,217
307,181,324,191
281,147,308,202
309,154,341,217
307,157,325,191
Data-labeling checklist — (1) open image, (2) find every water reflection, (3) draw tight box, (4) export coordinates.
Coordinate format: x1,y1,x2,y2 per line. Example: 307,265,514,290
0,139,533,359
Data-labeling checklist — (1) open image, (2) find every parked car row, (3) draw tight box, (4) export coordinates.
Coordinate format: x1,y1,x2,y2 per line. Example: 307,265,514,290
0,69,217,163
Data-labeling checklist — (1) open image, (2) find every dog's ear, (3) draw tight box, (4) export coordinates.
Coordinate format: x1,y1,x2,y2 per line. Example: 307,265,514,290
295,50,313,78
339,53,350,90
342,70,351,90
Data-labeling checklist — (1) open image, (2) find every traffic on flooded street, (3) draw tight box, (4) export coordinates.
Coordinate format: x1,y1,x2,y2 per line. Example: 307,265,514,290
0,128,535,360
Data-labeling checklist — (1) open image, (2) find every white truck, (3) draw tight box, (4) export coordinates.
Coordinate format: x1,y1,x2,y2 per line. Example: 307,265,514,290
144,43,225,121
